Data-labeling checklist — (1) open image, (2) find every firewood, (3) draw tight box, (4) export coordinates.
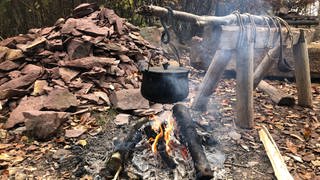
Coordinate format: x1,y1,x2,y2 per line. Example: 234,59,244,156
172,104,213,180
99,118,148,179
258,80,295,106
259,125,294,180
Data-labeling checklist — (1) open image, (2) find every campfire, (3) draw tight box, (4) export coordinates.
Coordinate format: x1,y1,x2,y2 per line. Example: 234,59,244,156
99,104,219,180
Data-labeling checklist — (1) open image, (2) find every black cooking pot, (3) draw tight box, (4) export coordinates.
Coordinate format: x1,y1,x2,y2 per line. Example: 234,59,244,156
141,64,189,104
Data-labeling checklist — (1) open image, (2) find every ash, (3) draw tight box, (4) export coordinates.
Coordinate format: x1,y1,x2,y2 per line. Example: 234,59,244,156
80,113,229,179
127,138,195,179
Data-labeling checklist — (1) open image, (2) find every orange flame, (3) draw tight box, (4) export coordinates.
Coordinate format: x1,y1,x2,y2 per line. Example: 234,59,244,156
149,114,174,154
164,117,174,153
152,125,163,153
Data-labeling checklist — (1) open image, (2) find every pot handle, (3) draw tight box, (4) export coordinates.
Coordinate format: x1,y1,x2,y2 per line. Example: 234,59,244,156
160,7,182,67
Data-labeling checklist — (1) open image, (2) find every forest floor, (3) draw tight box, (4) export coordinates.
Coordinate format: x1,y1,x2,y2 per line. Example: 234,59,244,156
0,69,319,179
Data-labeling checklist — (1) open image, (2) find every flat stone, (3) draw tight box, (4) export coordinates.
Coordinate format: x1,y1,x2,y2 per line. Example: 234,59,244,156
80,93,100,103
58,56,117,69
0,67,42,94
5,49,24,60
18,37,46,52
59,68,79,83
114,113,130,126
0,61,20,71
0,88,29,100
94,91,110,105
4,96,46,129
110,89,149,110
23,111,68,140
72,3,99,18
31,80,49,96
67,38,91,60
43,88,78,111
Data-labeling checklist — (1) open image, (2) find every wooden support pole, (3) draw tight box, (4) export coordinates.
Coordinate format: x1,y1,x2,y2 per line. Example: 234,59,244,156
192,50,232,111
292,30,313,107
258,81,295,106
235,29,254,129
253,46,280,88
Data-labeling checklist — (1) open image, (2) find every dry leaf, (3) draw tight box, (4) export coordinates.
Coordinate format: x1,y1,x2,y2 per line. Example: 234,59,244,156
302,153,315,162
286,139,298,154
311,160,320,167
290,134,305,142
0,144,11,150
0,153,12,161
77,139,87,146
287,153,303,163
302,125,312,140
65,128,86,138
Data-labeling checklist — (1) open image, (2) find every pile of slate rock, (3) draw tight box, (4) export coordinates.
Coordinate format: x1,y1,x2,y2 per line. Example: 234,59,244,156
0,3,167,139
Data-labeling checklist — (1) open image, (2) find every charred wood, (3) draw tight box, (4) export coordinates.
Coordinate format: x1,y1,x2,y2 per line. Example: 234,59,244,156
99,118,148,179
143,124,177,169
172,104,213,180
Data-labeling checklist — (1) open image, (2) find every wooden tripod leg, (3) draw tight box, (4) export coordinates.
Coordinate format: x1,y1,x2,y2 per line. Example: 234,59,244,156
235,31,254,129
192,50,232,111
293,30,313,107
254,46,280,88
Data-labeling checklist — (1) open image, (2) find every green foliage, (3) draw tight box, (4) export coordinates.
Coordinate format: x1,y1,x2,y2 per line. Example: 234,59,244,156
0,0,317,38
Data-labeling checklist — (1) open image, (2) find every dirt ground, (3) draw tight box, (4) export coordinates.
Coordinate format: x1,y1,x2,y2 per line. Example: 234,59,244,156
0,68,319,179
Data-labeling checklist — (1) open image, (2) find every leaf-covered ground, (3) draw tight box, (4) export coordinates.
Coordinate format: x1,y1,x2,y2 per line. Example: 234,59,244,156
0,75,319,179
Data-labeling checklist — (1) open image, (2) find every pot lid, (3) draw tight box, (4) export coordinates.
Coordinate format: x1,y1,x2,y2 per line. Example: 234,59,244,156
146,66,189,73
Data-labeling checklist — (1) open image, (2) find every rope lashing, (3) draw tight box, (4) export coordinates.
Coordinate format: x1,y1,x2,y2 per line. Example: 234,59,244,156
233,11,245,48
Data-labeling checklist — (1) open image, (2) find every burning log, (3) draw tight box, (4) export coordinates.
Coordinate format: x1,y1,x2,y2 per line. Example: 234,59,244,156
143,124,177,169
172,104,213,180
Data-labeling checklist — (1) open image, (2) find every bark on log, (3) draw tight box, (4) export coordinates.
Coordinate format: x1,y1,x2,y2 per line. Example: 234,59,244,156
293,30,313,107
138,5,280,26
172,104,213,180
258,80,295,106
138,6,313,47
235,29,254,129
192,50,233,111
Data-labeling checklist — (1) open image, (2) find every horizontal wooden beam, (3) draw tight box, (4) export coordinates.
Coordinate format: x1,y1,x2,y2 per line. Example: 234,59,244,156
138,5,278,26
213,26,313,50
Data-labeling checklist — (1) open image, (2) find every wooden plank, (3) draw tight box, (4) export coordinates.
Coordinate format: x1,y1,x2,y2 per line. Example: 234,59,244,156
235,27,254,129
259,125,294,180
292,30,313,107
192,50,233,111
217,26,312,49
